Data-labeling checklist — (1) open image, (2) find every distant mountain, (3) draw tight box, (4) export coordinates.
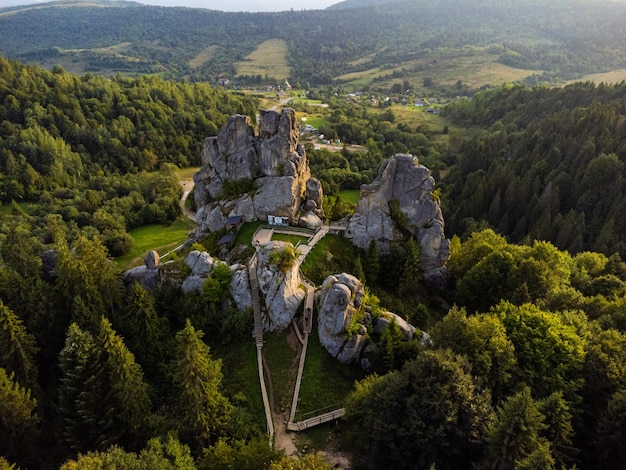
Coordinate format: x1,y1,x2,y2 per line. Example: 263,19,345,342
326,0,404,9
2,0,626,88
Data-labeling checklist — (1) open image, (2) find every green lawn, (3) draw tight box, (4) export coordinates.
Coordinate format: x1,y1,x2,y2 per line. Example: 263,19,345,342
115,216,195,269
176,166,200,181
338,189,360,204
0,201,33,216
272,233,308,246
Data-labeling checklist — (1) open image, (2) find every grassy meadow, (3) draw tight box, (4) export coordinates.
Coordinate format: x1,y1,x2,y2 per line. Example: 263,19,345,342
338,48,540,91
235,38,291,81
114,216,195,269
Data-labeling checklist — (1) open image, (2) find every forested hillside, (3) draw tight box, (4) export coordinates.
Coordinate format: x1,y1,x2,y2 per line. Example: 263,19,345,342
1,53,626,469
2,0,626,87
0,57,257,256
443,82,626,258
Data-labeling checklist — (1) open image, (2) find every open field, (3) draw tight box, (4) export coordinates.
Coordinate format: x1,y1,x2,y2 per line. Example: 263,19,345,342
338,49,540,91
574,69,626,84
188,45,219,69
235,38,290,81
176,166,201,181
114,216,195,269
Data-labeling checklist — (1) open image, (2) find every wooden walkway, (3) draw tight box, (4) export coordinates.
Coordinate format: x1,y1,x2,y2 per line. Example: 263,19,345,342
249,223,350,439
248,254,274,441
287,407,346,431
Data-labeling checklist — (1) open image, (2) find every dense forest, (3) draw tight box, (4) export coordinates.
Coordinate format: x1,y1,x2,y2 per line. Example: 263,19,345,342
443,81,626,259
1,54,626,469
0,56,258,256
1,0,626,86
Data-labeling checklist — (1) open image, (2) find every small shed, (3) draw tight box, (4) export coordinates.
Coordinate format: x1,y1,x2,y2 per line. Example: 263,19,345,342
225,215,244,232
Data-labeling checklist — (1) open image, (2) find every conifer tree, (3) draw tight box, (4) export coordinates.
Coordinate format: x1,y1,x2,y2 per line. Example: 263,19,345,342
0,367,38,464
363,239,380,285
172,319,232,450
0,300,39,394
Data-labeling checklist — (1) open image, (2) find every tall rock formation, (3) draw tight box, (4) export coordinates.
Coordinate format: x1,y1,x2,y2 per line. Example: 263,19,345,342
346,153,449,287
193,109,324,234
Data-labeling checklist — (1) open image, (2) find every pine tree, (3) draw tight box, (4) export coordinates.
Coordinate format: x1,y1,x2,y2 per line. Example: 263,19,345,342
172,319,232,450
0,367,38,464
399,237,421,295
363,239,380,285
0,300,39,394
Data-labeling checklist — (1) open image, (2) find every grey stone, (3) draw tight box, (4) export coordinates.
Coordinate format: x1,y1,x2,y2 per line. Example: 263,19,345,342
194,109,318,235
185,250,215,276
346,153,449,286
256,241,305,331
144,250,160,270
181,275,204,294
374,311,416,341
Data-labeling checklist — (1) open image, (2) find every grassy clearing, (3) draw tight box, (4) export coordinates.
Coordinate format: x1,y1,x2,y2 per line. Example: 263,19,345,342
338,189,360,204
296,322,363,418
265,331,300,411
272,233,308,246
338,49,540,91
574,69,626,84
114,216,194,269
234,221,265,247
215,335,266,428
188,45,219,69
176,166,201,181
235,39,291,81
0,201,33,216
301,234,360,285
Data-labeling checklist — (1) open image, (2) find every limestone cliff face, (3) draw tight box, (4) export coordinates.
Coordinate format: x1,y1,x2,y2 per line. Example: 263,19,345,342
193,109,323,234
346,153,450,287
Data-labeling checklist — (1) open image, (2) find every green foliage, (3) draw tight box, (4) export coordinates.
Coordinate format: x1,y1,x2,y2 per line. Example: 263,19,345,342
172,320,233,450
0,301,39,394
268,244,298,274
347,349,493,470
199,436,281,470
60,435,197,470
486,387,550,470
494,302,586,401
218,178,255,200
0,367,38,465
203,262,233,304
445,83,626,258
430,306,516,401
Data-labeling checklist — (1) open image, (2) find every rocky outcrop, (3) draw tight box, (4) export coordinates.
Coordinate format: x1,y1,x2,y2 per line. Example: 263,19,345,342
346,153,450,287
318,273,367,364
255,241,306,331
193,109,324,234
123,250,252,314
318,273,423,365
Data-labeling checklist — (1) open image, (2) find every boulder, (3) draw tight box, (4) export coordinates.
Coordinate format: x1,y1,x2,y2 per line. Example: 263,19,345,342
374,311,416,341
181,275,204,294
256,241,305,331
298,212,323,230
144,250,160,270
41,249,57,282
318,273,367,364
346,153,450,286
230,267,252,312
123,265,159,293
185,250,215,276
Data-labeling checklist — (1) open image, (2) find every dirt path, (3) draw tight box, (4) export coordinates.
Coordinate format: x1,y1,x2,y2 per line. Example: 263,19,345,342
179,180,196,221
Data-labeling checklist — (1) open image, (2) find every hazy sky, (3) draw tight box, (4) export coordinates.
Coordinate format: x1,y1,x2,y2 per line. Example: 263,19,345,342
1,0,340,12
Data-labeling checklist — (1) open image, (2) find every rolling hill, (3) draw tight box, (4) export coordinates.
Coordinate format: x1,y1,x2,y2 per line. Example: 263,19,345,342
1,0,626,90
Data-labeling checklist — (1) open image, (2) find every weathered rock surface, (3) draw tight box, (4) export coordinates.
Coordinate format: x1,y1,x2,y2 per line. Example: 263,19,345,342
255,240,305,331
144,250,160,270
346,153,450,287
193,109,323,234
318,273,367,364
374,311,416,341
